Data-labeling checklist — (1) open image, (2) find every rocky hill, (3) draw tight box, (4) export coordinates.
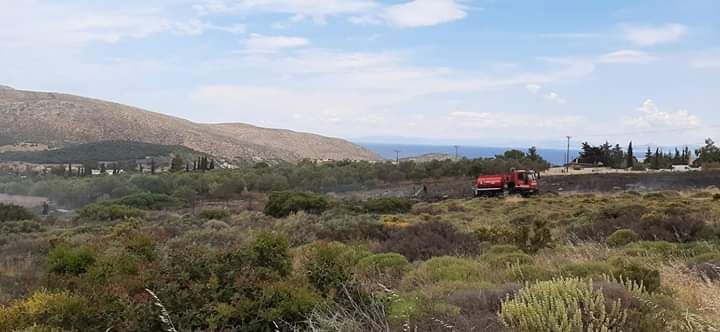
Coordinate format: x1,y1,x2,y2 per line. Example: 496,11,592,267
0,88,381,162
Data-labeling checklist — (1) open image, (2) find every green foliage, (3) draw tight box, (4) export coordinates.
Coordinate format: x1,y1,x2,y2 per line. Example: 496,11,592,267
607,229,640,247
477,217,554,253
264,191,330,218
248,232,292,277
0,290,95,332
609,257,661,292
47,244,96,275
301,242,370,297
499,278,628,332
0,203,35,222
109,192,179,210
198,208,231,220
355,253,411,289
359,197,415,214
77,203,143,221
402,256,486,288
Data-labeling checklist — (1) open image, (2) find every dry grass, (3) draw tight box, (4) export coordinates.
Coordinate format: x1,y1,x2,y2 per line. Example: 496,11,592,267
660,262,720,323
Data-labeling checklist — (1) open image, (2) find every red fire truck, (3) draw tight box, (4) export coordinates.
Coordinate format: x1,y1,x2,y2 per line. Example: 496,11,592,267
474,169,539,197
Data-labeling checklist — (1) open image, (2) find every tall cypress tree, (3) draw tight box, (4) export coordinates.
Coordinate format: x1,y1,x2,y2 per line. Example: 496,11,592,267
627,141,634,168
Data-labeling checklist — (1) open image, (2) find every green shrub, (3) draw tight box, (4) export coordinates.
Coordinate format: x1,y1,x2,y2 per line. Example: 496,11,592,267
248,232,291,278
112,192,179,210
0,290,95,331
714,193,720,201
126,233,157,261
0,203,35,222
402,256,486,288
607,229,640,247
355,253,412,289
360,197,415,214
198,208,231,220
255,283,322,327
264,191,330,218
301,242,370,297
77,203,143,221
47,244,96,275
499,278,628,332
623,241,678,257
610,257,661,292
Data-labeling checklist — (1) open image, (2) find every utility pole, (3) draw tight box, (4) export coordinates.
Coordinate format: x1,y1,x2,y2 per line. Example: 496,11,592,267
565,136,572,173
453,145,460,160
394,150,400,164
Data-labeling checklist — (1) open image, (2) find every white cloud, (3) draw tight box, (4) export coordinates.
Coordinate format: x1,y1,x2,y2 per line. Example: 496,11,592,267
196,0,468,28
448,111,580,129
193,0,377,23
624,99,701,129
240,33,310,53
0,2,243,50
381,0,467,28
526,84,541,95
622,23,688,46
543,92,566,104
525,84,566,104
597,50,658,64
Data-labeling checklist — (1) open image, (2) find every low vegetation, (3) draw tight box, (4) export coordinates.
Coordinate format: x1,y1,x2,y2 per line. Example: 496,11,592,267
3,184,720,331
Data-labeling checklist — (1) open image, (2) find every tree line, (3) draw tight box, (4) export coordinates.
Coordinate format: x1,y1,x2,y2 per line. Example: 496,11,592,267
577,138,720,170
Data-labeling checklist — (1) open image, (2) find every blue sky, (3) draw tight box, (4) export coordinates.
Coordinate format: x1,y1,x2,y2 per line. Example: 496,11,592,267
1,0,718,148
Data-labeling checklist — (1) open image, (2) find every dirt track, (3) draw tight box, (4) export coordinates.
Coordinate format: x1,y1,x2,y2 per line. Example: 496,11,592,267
333,171,720,200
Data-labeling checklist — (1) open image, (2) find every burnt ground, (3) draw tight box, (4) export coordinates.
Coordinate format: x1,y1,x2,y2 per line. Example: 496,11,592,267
332,171,720,200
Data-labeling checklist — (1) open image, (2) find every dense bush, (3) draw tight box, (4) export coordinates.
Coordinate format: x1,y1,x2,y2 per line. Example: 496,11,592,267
47,244,97,275
355,253,411,290
301,242,370,298
0,290,97,331
402,256,486,288
77,203,143,221
264,191,330,218
476,217,553,253
247,232,292,278
0,203,35,222
110,192,179,210
499,278,628,331
571,205,709,243
607,229,640,247
198,208,231,220
378,221,481,261
610,257,661,292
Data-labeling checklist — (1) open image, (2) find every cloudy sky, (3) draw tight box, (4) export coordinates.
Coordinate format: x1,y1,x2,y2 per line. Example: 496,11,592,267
1,0,718,147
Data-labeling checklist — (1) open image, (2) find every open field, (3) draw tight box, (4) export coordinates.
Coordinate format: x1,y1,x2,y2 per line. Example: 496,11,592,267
3,187,720,331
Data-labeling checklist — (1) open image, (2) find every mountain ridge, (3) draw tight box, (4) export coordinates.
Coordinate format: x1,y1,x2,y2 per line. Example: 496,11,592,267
0,88,382,162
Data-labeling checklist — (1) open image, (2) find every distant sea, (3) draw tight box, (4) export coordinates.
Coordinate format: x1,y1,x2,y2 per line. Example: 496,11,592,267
358,143,577,166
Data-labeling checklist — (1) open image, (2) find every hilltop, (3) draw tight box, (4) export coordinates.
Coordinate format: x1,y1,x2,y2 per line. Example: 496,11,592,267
0,88,381,162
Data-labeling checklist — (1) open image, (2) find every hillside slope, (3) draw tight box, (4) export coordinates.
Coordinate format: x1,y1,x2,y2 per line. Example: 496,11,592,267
0,88,381,161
